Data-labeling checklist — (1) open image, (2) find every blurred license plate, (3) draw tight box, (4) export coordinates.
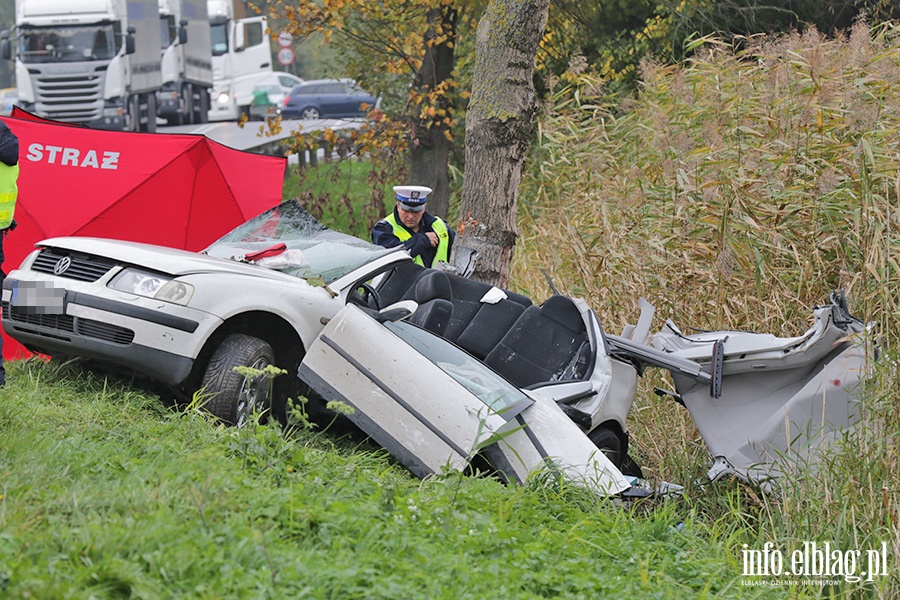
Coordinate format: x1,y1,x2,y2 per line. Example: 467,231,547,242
10,280,67,315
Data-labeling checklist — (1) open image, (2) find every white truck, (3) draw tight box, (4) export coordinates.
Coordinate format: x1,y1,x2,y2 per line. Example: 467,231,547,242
157,0,212,125
0,0,163,132
206,0,272,121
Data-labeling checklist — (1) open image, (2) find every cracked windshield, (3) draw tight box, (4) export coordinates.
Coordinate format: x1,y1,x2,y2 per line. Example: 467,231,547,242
204,200,394,283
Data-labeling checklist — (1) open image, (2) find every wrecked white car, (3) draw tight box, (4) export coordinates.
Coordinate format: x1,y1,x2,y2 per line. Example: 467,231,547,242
2,198,872,491
2,200,638,493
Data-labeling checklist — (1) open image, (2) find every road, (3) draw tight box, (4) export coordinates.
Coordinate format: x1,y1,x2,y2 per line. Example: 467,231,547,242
157,117,364,153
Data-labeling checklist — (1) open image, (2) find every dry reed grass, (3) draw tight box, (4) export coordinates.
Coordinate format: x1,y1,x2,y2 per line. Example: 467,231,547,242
514,21,899,595
517,23,898,337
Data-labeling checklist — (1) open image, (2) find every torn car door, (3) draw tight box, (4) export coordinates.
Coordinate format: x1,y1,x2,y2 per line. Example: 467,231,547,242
298,304,630,495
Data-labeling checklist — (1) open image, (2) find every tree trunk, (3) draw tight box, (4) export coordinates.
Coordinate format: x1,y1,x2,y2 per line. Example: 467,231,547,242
451,0,549,287
408,126,452,218
408,7,458,219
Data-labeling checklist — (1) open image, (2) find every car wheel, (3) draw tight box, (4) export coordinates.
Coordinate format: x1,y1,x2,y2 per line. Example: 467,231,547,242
201,334,275,427
588,426,622,468
300,107,320,119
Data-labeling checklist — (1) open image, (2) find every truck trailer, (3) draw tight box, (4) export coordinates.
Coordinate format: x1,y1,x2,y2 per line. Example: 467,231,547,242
207,0,272,121
158,0,213,125
1,0,163,132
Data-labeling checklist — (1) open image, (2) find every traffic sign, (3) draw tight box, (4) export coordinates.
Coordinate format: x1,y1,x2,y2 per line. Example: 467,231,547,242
277,31,293,47
277,47,295,66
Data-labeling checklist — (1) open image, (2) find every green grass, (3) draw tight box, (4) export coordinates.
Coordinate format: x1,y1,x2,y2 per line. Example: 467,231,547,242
0,359,777,598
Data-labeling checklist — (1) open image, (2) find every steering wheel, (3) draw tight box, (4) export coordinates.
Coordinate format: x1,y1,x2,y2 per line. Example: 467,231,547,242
349,282,382,310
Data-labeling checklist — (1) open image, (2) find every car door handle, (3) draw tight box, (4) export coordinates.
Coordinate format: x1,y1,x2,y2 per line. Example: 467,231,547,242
261,63,270,68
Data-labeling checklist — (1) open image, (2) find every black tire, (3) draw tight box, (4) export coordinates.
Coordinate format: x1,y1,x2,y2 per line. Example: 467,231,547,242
197,87,210,124
145,94,157,133
164,86,185,126
588,426,622,468
127,95,140,132
184,84,195,125
200,334,275,427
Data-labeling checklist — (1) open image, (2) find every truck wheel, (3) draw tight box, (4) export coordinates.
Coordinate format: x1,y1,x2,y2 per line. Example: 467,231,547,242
193,86,210,124
127,96,140,132
184,84,195,125
145,94,157,133
200,334,275,427
588,426,622,468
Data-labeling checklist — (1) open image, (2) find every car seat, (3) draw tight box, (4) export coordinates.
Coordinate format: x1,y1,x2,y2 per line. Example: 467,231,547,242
407,271,453,336
484,295,589,387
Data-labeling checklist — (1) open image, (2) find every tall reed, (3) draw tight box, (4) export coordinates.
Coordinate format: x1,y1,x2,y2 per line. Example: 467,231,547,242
515,21,899,596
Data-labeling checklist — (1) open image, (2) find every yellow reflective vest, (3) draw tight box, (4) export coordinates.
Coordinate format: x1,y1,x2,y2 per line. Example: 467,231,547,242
384,213,450,267
0,162,18,230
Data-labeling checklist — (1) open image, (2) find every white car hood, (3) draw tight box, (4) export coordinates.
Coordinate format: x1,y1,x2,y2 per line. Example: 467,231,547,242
35,237,298,282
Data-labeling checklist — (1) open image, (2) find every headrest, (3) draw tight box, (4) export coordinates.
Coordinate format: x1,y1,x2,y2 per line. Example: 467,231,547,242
415,270,452,304
540,295,585,333
506,290,533,308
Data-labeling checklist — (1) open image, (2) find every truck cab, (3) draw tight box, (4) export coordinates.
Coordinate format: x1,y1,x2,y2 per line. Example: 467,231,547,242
206,0,272,121
1,0,162,132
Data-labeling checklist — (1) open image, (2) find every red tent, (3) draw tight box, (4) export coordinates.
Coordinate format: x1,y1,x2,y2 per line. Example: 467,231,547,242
1,109,286,359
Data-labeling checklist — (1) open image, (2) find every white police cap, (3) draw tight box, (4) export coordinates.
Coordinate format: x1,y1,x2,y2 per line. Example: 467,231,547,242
394,185,432,212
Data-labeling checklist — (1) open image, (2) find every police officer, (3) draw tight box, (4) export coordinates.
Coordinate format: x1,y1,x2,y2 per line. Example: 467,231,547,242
372,185,455,268
0,119,19,387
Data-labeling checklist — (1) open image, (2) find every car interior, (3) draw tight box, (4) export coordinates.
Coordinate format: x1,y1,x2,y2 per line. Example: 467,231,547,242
363,262,592,388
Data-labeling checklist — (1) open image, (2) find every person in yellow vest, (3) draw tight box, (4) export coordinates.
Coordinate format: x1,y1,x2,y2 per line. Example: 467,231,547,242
371,185,454,268
0,120,19,387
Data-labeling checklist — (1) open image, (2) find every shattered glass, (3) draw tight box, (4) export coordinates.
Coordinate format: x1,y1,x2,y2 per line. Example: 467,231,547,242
204,200,396,283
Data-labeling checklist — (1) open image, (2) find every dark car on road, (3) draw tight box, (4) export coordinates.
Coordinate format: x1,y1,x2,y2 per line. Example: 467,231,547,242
281,79,378,120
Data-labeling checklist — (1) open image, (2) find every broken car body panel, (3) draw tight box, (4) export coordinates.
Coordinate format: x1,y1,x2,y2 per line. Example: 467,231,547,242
650,296,872,486
298,304,630,495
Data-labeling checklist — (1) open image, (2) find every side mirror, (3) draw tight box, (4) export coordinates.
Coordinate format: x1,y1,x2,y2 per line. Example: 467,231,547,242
234,23,245,52
178,19,188,44
125,25,136,55
0,31,10,61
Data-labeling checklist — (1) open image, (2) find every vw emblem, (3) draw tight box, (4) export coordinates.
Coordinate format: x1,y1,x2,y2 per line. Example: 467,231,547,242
53,257,72,275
